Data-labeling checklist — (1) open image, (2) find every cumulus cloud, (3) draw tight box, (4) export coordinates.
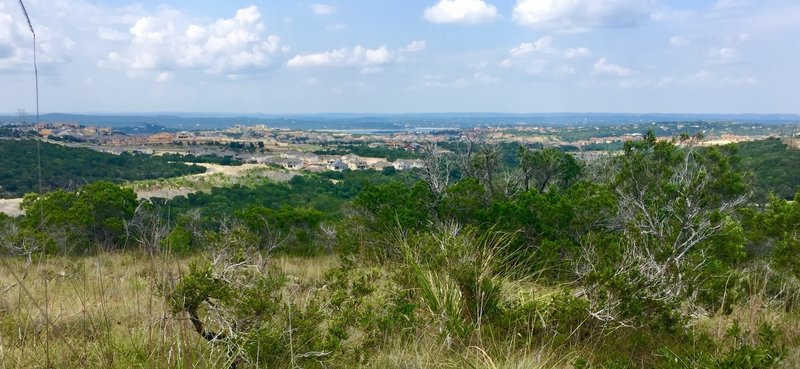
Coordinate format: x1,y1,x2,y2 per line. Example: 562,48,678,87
501,36,591,70
287,45,392,68
403,40,427,52
593,58,634,77
513,0,653,31
707,47,737,64
0,2,76,71
424,0,499,24
509,36,556,56
288,41,424,70
311,4,335,16
155,71,174,82
97,27,129,41
669,36,689,48
100,6,283,76
562,47,592,59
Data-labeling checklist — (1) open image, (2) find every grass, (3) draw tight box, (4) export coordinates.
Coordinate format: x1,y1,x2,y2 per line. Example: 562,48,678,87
127,166,297,199
3,252,800,368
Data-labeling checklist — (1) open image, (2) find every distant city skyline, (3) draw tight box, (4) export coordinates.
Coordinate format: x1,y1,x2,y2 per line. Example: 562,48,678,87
1,0,798,114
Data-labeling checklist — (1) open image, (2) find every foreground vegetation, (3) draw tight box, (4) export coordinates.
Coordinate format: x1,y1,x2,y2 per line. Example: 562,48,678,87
2,133,800,368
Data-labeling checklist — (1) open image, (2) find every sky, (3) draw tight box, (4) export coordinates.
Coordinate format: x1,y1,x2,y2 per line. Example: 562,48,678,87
0,0,798,114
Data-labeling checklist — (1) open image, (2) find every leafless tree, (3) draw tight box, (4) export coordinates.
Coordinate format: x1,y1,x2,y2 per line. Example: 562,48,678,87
124,202,170,254
419,142,454,196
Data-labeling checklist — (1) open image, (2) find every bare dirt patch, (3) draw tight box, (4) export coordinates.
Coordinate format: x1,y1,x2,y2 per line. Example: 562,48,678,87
0,198,23,217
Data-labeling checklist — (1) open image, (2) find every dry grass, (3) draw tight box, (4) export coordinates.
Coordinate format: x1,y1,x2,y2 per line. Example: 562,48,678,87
3,252,800,368
0,252,341,368
0,253,223,368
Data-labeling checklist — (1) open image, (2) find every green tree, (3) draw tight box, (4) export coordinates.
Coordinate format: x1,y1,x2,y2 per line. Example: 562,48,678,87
518,147,583,193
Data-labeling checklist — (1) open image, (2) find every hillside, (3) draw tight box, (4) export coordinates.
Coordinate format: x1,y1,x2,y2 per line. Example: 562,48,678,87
0,139,205,198
738,138,800,201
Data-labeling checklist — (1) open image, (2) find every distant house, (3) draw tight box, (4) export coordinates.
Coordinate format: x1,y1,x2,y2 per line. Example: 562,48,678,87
148,132,173,144
341,153,362,163
370,161,393,170
349,159,369,170
281,158,304,170
329,161,348,171
393,159,421,171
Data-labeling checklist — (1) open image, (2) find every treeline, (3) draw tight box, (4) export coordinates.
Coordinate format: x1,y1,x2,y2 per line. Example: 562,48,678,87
159,153,244,166
0,139,205,198
0,168,412,255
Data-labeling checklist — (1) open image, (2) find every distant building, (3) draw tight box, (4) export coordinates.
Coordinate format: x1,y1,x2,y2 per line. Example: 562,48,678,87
349,159,369,170
371,161,393,170
329,161,348,171
148,132,173,144
280,158,304,170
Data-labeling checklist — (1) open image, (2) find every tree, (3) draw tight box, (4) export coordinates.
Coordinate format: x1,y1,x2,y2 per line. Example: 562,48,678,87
518,147,583,193
21,182,138,251
576,131,751,329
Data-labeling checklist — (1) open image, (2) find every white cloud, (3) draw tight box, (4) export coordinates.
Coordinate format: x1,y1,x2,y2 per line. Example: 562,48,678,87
513,0,653,31
0,2,76,71
500,36,592,69
455,72,499,87
155,71,173,82
97,27,129,41
311,4,335,16
101,6,283,76
509,36,555,56
360,66,384,74
403,40,427,53
722,75,756,85
287,45,393,68
669,36,689,48
593,58,633,77
326,23,348,32
424,0,499,24
713,0,752,11
707,47,737,64
562,47,592,59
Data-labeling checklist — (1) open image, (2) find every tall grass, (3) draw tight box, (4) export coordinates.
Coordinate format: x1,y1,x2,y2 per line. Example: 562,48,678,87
2,251,800,368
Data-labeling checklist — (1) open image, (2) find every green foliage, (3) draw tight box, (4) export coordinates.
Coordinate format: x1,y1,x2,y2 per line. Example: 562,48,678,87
354,180,434,232
0,139,205,198
20,182,138,252
518,146,583,192
737,138,800,201
394,225,518,343
162,226,193,254
658,321,784,369
159,153,244,166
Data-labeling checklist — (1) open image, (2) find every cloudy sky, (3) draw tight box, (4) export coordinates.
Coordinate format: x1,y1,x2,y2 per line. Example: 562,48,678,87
1,0,798,114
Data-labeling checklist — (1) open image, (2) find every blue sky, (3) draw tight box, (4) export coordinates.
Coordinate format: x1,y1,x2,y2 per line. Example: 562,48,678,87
1,0,798,114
